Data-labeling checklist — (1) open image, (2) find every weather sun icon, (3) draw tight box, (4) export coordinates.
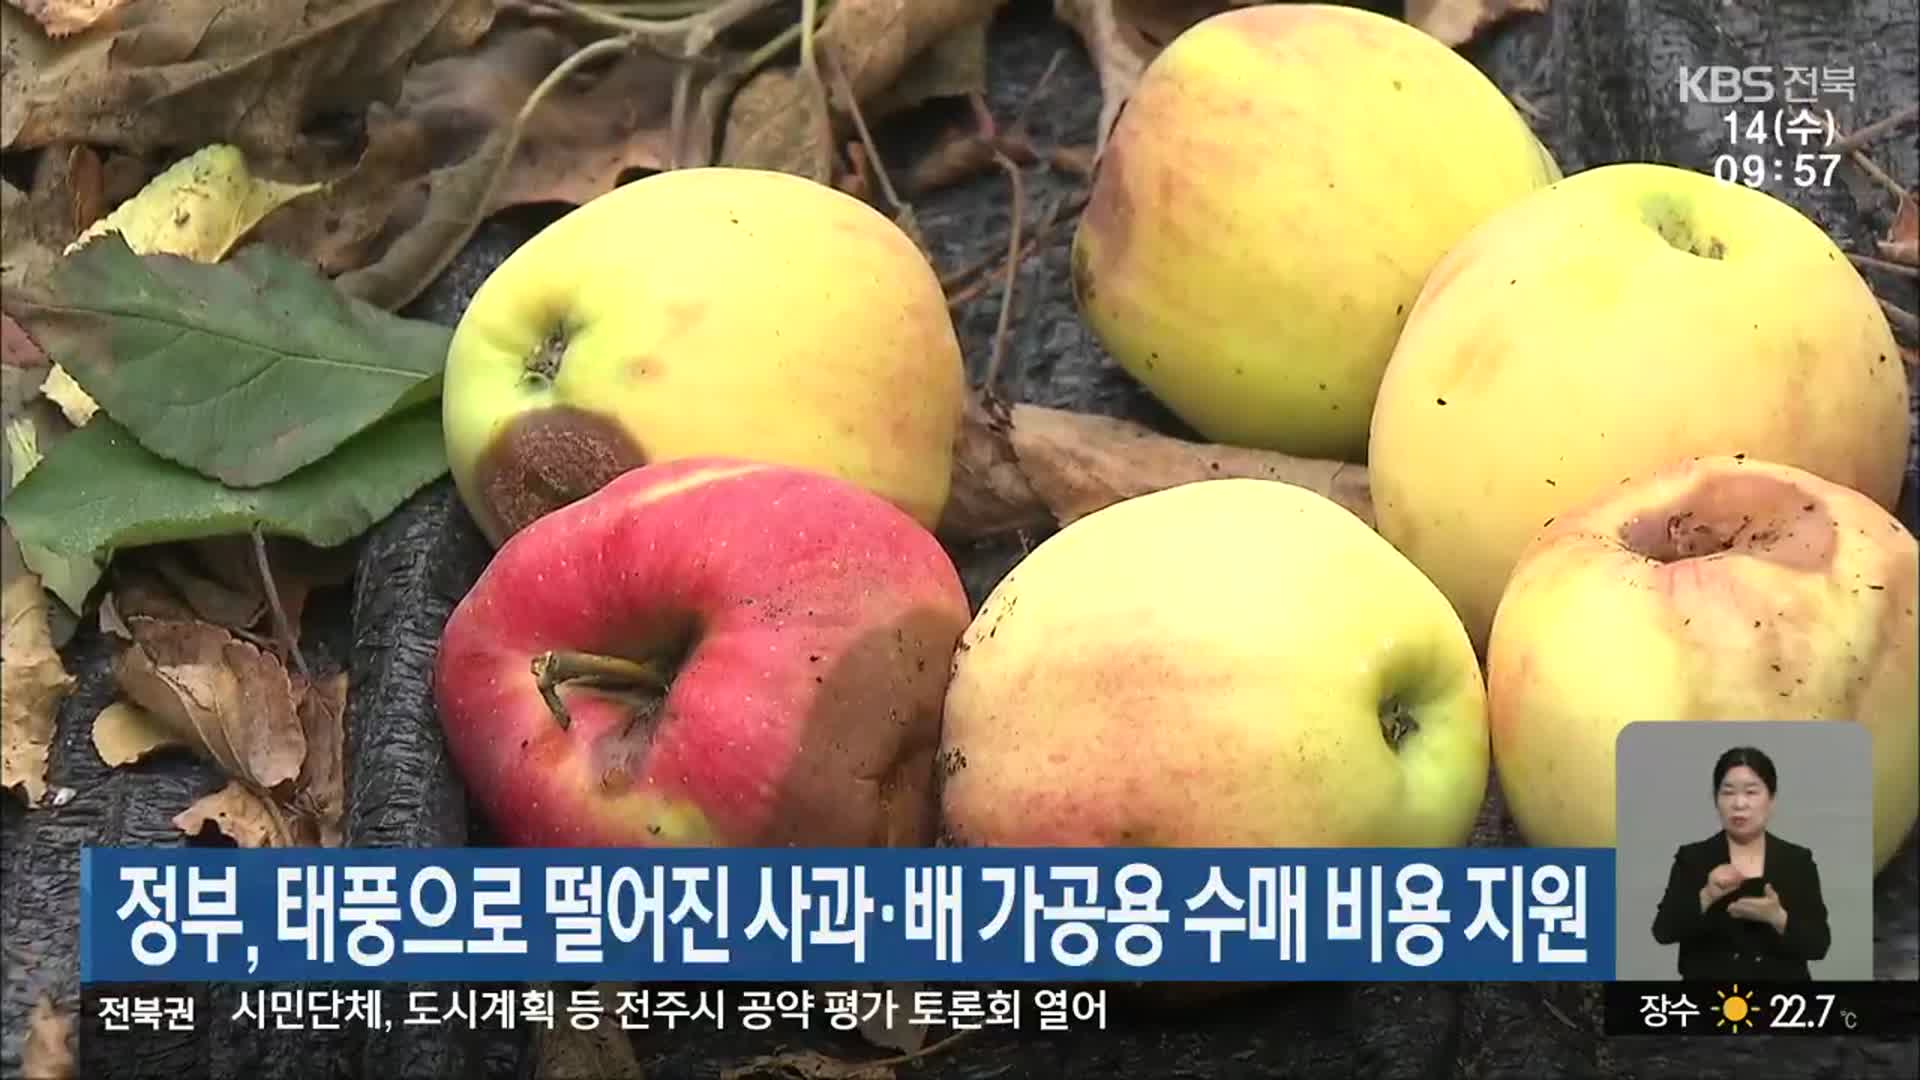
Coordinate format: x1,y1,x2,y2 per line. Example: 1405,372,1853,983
1715,985,1762,1032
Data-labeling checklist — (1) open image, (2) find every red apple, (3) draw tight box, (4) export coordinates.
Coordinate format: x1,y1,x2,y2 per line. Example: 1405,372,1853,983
433,458,972,847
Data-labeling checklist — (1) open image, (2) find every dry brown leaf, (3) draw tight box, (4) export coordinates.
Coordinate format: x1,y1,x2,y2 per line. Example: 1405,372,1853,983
864,20,992,120
2,313,47,372
168,669,343,847
90,700,180,766
427,27,682,210
1405,0,1549,47
0,3,59,144
330,124,517,310
264,3,1004,288
1,572,75,806
130,549,269,631
9,0,127,37
723,0,1006,180
256,26,675,285
113,616,307,789
252,109,435,277
108,535,353,643
23,994,75,1079
106,613,347,845
721,68,838,181
289,670,347,847
2,0,497,157
814,0,1009,115
938,395,1373,541
175,780,287,848
1,144,102,294
1879,190,1917,265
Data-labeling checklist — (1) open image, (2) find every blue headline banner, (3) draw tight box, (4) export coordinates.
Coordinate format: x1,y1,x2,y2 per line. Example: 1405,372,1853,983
81,846,1616,984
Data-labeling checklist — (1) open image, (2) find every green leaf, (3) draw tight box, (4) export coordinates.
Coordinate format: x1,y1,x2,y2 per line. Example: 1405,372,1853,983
0,404,448,559
10,233,453,488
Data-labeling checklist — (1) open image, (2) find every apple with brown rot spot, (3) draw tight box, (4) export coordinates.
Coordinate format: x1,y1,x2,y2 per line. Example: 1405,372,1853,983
1486,454,1920,872
439,166,967,548
433,457,973,847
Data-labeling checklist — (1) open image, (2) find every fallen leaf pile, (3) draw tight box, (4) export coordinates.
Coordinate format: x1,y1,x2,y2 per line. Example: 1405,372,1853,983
97,613,349,846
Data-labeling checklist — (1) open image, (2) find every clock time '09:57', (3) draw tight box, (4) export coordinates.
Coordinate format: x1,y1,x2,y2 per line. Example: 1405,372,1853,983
1713,152,1842,190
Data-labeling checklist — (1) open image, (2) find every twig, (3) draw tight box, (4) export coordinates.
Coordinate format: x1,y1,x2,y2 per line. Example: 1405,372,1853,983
1825,114,1911,203
945,189,1088,306
1509,92,1547,122
1014,49,1068,132
1850,149,1910,203
826,51,905,217
798,0,820,83
1831,104,1919,153
1882,298,1919,335
537,0,778,39
1849,252,1920,278
981,152,1026,399
1537,990,1583,1034
249,527,309,683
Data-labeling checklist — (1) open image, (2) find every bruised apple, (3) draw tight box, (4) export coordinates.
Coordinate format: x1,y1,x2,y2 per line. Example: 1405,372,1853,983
433,458,972,847
441,166,966,547
1487,456,1920,872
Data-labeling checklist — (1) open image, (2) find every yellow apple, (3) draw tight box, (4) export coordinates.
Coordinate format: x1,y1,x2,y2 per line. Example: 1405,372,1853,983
1369,161,1912,650
1069,3,1560,462
1487,455,1919,873
441,166,965,547
937,477,1490,849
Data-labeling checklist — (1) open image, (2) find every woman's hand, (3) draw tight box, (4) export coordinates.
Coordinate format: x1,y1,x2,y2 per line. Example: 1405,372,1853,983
1727,883,1789,933
1699,864,1744,911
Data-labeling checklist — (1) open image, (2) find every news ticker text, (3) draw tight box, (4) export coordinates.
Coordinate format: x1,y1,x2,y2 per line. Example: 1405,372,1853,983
89,985,1112,1036
82,847,1617,982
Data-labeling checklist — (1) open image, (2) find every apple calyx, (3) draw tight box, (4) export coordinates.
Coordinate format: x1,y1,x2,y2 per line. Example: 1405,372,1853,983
1640,192,1727,260
531,649,670,732
1378,695,1419,751
526,327,568,382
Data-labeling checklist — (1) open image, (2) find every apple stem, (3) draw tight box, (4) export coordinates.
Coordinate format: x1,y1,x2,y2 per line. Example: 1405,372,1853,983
531,650,672,731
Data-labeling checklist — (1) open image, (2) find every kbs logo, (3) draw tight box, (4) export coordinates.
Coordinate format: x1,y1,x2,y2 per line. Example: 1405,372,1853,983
1677,66,1776,104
